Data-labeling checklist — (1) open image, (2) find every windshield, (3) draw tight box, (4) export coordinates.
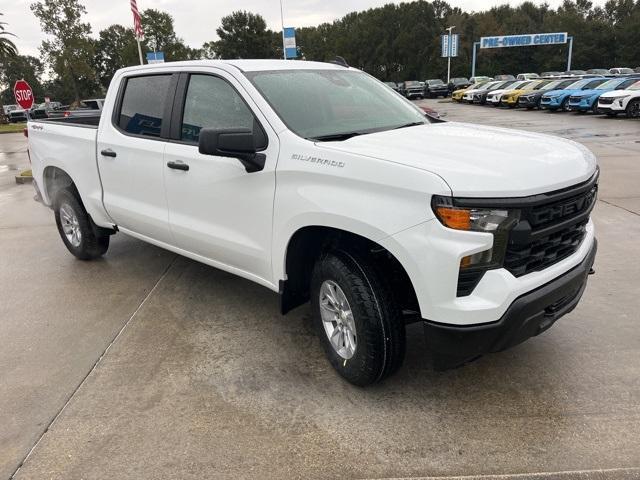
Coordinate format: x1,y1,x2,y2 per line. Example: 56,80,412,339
489,81,513,90
629,81,640,91
405,81,420,86
565,78,604,89
584,79,606,89
246,69,427,141
428,80,444,85
618,68,634,74
531,80,549,90
596,79,622,90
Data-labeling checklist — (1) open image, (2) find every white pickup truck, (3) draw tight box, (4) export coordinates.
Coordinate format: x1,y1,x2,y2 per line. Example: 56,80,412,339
27,60,598,386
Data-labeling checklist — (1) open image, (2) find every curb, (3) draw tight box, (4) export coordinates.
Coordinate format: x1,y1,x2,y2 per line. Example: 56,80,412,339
15,175,33,184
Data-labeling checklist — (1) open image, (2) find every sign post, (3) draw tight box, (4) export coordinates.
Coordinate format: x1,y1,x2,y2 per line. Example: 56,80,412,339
14,80,35,113
441,27,458,84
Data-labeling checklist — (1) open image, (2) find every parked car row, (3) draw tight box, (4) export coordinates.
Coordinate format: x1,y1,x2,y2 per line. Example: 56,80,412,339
385,77,488,99
3,102,65,123
451,74,640,118
2,99,104,123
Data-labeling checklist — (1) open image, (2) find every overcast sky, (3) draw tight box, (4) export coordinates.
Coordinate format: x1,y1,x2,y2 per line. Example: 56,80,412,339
5,0,607,58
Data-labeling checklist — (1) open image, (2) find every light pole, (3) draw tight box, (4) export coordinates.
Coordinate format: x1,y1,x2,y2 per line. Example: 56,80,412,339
446,26,455,84
280,0,286,60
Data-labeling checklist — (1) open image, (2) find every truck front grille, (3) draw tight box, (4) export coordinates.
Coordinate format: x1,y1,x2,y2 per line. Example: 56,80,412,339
504,179,597,277
504,220,588,277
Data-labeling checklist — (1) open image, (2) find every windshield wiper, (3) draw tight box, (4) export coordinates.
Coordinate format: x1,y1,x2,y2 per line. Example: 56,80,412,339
393,121,426,130
309,131,367,142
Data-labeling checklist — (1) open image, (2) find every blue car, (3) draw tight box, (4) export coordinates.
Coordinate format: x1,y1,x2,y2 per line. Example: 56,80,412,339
540,77,607,111
568,76,640,112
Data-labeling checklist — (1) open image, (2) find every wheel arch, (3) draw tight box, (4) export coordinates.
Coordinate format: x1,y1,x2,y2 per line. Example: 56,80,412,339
42,166,80,206
279,225,420,318
43,165,116,237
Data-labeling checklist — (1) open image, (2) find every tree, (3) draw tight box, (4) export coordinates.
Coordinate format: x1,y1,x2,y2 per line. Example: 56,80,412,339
0,55,45,105
214,11,276,59
30,0,99,104
0,13,17,57
94,25,141,89
141,9,201,61
0,12,18,123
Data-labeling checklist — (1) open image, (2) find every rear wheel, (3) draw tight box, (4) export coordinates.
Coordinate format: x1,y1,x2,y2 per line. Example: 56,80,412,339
310,251,405,386
54,189,110,260
626,99,640,118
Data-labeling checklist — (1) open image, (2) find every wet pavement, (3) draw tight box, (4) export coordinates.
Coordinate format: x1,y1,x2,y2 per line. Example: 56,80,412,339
0,132,29,190
1,105,639,479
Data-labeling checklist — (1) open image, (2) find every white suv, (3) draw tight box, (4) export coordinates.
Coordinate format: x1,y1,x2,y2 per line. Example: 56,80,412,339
597,79,640,117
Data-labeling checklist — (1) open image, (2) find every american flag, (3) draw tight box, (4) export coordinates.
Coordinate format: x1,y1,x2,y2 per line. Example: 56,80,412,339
130,0,144,39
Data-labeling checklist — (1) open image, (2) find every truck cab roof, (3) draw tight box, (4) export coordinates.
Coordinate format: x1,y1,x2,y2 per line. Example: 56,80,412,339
118,59,354,75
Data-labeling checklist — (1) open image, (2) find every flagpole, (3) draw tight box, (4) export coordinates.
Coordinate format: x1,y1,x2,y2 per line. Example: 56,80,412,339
280,0,286,60
130,0,144,65
137,38,144,65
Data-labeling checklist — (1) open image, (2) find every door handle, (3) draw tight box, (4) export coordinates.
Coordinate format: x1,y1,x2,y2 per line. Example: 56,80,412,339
100,149,117,158
167,160,189,171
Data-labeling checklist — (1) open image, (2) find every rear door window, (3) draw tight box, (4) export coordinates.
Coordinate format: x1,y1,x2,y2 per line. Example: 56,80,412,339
118,75,172,138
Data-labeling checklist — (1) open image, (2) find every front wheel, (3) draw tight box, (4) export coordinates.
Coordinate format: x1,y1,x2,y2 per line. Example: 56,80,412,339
54,189,110,260
310,251,405,386
626,99,640,118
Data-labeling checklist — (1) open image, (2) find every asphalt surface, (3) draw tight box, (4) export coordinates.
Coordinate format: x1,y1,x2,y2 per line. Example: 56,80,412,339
0,103,639,479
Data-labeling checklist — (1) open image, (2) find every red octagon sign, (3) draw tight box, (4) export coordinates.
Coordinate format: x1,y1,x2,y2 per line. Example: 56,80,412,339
14,80,35,110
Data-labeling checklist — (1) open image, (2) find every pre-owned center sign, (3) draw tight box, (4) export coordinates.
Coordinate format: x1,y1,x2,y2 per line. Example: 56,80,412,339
480,32,568,49
471,31,574,78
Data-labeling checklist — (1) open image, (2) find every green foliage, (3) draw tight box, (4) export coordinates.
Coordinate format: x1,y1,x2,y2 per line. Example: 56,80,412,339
5,1,640,109
30,0,99,103
94,25,141,89
0,55,45,105
0,13,18,58
141,9,201,62
213,11,277,59
285,0,640,80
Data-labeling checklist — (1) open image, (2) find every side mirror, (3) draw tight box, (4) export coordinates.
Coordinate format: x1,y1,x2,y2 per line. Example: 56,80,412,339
198,123,267,173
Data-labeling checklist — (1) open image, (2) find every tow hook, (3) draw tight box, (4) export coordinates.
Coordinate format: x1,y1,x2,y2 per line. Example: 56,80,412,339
589,268,595,275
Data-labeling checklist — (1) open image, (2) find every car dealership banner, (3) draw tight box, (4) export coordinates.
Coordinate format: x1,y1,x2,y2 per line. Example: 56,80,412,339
480,32,568,49
441,34,459,58
283,28,298,59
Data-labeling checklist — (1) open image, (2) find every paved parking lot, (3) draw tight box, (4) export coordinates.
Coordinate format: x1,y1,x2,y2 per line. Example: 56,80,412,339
1,104,639,480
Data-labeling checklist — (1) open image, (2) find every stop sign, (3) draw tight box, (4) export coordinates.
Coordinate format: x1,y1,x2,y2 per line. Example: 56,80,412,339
14,80,35,110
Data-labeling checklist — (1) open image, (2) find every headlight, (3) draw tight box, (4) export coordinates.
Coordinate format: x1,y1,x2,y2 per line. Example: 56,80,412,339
616,95,629,106
431,195,520,269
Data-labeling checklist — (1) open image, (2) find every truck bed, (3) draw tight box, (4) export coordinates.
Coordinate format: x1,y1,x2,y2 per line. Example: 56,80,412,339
28,116,113,227
37,115,101,127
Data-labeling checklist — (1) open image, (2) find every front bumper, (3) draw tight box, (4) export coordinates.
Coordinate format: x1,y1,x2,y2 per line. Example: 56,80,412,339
518,96,538,107
597,101,625,113
568,98,593,111
424,239,597,369
540,96,565,110
406,90,424,98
